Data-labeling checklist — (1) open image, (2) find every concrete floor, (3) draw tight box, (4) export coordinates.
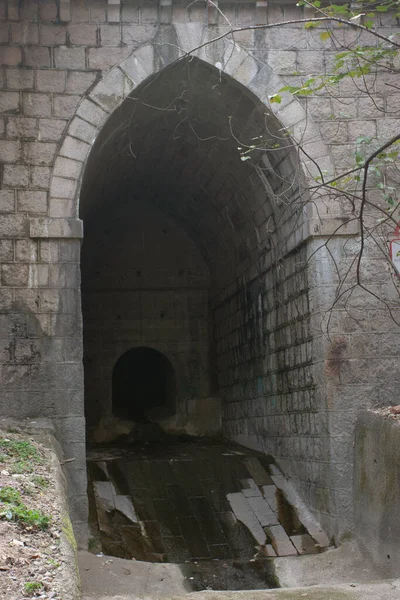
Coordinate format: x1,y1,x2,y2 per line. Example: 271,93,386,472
79,550,400,600
86,438,327,569
81,437,395,599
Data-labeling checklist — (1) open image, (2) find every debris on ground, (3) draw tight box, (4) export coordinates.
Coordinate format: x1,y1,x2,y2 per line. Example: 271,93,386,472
0,431,71,600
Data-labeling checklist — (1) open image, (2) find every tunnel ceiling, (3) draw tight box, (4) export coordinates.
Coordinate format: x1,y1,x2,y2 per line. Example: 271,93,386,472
80,58,301,288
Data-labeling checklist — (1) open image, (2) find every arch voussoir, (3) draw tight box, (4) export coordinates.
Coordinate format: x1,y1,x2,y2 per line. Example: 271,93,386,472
48,25,334,235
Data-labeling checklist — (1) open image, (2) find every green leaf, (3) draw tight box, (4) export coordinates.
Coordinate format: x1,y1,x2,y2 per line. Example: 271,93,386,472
269,94,282,104
304,21,319,29
320,31,331,41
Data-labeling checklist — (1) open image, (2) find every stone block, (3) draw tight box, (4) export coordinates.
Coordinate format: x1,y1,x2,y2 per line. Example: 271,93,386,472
0,22,9,43
37,70,66,92
53,94,81,118
23,93,52,117
267,50,296,75
6,117,37,139
38,118,67,141
58,240,80,263
0,91,20,114
88,46,131,70
0,240,14,261
266,524,297,556
39,0,58,22
331,97,358,119
5,68,34,91
102,67,134,97
1,264,29,287
29,217,83,239
40,288,60,312
121,4,139,22
319,121,348,144
19,1,38,20
49,264,80,288
247,496,279,527
39,240,59,263
49,198,76,217
261,484,278,512
357,96,385,119
3,164,29,188
76,98,108,127
0,47,22,66
53,157,82,179
23,141,57,166
18,190,48,214
71,1,90,22
31,166,51,189
90,3,107,23
50,176,77,199
100,24,121,46
68,23,98,45
107,5,121,23
29,264,50,287
59,0,71,22
243,457,273,485
13,289,40,312
15,239,38,262
0,190,15,212
11,22,39,45
68,116,97,143
40,24,67,45
0,140,21,163
348,119,377,141
23,47,51,68
1,366,30,391
59,136,90,161
290,533,319,555
54,46,86,69
0,289,14,312
66,71,98,94
226,492,266,545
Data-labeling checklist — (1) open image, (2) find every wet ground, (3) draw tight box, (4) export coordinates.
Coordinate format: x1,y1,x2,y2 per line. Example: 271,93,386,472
87,436,328,591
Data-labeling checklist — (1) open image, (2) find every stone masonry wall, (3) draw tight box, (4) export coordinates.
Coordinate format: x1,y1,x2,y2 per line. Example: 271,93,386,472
82,202,213,439
0,0,400,544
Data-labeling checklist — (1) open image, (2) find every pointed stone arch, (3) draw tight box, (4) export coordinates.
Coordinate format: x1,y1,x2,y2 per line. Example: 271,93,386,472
48,32,333,230
42,29,354,544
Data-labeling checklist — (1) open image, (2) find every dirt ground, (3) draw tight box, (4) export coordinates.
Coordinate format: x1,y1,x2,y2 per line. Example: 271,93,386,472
0,430,73,600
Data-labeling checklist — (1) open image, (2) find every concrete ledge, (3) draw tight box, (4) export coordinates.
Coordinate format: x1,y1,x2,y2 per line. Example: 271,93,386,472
306,217,360,238
354,409,400,577
82,580,400,600
29,218,83,239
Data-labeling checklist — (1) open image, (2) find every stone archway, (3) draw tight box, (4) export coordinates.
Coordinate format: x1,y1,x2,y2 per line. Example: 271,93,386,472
46,36,354,543
112,347,176,423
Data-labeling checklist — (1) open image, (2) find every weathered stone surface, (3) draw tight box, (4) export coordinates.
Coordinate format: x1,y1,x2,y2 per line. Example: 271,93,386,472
29,217,83,239
0,2,399,552
227,492,266,545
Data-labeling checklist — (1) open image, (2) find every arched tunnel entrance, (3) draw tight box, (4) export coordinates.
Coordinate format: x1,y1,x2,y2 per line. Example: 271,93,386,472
112,347,176,423
81,58,320,578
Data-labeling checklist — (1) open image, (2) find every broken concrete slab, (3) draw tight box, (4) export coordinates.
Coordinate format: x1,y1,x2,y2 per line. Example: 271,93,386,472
243,458,274,486
266,525,297,557
247,496,279,527
227,492,266,545
261,485,278,513
290,534,319,555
